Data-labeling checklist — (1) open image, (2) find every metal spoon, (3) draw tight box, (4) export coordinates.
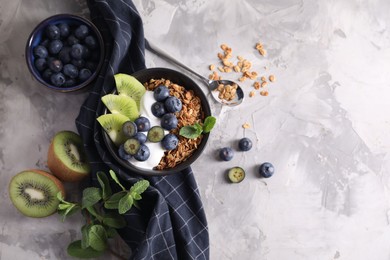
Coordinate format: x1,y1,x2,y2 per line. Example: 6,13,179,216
145,39,244,106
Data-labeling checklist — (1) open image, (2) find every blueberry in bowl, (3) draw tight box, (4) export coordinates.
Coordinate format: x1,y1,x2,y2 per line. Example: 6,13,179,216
26,14,104,92
99,68,212,176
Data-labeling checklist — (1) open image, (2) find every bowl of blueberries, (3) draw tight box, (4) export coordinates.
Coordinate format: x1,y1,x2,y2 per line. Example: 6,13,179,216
25,14,104,92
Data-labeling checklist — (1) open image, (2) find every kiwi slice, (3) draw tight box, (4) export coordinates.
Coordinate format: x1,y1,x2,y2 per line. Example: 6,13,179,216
9,169,65,218
101,94,139,121
123,138,141,155
47,131,91,182
147,126,165,143
97,113,129,147
114,74,146,110
228,167,245,183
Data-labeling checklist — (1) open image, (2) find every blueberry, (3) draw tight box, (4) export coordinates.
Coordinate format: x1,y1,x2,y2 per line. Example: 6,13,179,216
83,46,91,59
164,96,182,113
147,126,165,142
133,144,150,161
71,59,86,68
79,68,92,82
85,61,97,71
151,102,166,118
48,59,63,73
259,162,274,178
161,134,179,150
33,45,48,58
74,25,89,39
48,40,63,54
70,44,85,60
133,132,147,144
50,72,66,87
219,147,234,161
40,39,49,47
118,144,132,161
58,23,70,38
161,113,178,130
122,121,138,138
63,64,79,79
238,137,252,151
58,47,71,63
63,78,76,88
34,58,47,71
66,34,79,46
42,68,53,81
45,24,60,40
153,85,170,101
134,116,151,132
84,35,97,49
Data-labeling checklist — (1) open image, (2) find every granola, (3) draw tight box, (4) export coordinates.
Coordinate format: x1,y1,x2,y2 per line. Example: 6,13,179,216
208,41,277,99
215,83,238,101
144,78,204,170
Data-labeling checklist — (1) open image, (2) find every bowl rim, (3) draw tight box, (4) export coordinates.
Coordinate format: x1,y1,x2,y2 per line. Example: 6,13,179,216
101,67,212,176
25,13,105,92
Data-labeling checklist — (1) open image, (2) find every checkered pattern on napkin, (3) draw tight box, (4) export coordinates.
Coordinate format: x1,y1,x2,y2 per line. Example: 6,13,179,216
75,0,209,259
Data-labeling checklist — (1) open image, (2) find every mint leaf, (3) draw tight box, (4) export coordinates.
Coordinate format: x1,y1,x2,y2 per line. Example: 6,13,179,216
58,203,71,211
203,116,216,133
102,213,127,229
64,204,79,218
179,123,203,139
106,227,118,239
104,191,127,209
57,192,67,203
133,193,142,200
67,240,103,259
85,206,102,221
88,225,108,252
81,224,91,249
97,171,112,200
58,203,80,221
109,170,126,191
82,187,102,209
118,192,133,214
129,180,149,197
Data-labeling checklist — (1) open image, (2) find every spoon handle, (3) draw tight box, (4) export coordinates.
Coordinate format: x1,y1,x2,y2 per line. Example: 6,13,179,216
145,39,209,85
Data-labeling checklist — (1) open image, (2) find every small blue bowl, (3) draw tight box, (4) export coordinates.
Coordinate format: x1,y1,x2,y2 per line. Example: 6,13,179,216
26,14,104,92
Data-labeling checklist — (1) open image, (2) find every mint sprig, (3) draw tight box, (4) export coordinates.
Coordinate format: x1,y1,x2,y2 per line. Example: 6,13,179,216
179,116,216,139
57,170,149,259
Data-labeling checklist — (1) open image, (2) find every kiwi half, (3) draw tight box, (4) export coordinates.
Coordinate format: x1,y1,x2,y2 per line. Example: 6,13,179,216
101,94,139,121
114,74,146,110
47,131,91,182
9,169,65,218
97,113,129,147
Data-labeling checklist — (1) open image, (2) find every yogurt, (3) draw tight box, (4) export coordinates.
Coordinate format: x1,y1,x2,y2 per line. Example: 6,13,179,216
128,91,167,170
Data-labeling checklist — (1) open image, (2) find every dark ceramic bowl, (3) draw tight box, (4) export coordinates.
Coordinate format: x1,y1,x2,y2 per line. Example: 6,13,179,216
102,68,212,176
25,14,104,92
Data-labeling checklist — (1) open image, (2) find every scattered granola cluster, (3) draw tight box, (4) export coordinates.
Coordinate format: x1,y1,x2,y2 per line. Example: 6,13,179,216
216,83,238,101
208,42,276,99
144,78,204,170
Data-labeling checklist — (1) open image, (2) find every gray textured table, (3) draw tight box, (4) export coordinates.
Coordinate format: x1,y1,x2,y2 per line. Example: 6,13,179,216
1,0,390,259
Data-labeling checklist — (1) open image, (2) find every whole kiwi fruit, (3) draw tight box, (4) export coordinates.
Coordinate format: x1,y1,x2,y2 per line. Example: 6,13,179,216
47,130,90,182
9,169,65,218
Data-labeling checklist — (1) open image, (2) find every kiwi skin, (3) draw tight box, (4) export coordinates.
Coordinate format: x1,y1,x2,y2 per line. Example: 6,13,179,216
9,169,65,218
47,131,90,182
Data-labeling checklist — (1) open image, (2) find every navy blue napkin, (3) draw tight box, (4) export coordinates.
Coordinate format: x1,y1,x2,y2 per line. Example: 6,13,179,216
75,0,209,259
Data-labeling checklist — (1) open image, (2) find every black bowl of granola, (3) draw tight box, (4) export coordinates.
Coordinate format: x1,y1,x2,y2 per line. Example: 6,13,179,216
101,67,212,176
